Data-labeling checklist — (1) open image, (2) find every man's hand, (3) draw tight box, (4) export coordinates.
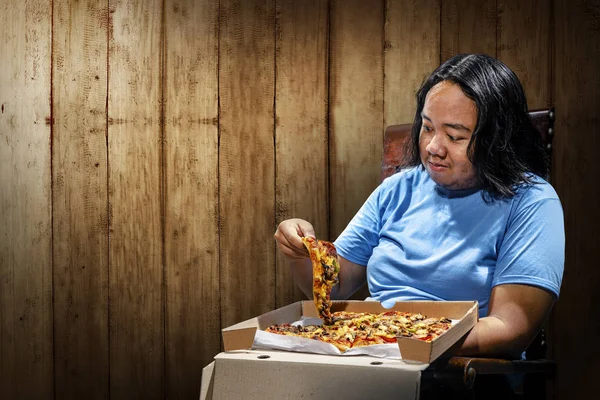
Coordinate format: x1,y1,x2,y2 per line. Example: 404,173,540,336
274,218,368,301
274,218,316,260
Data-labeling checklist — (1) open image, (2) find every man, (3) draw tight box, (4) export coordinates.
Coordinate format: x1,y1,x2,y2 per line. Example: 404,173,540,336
274,54,564,359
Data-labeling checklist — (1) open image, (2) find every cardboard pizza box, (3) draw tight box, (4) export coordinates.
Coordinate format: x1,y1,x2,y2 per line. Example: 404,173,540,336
199,361,215,400
199,349,426,400
221,300,478,364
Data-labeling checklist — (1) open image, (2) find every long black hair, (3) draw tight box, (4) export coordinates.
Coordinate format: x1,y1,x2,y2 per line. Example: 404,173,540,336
403,54,549,201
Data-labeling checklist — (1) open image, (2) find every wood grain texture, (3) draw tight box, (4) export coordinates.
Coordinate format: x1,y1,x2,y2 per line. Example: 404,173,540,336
52,0,110,398
0,1,53,399
4,2,600,398
441,0,497,61
497,8,553,397
219,0,276,327
329,0,384,238
163,0,220,397
497,0,551,109
385,0,440,126
551,0,600,399
275,0,329,308
108,0,164,398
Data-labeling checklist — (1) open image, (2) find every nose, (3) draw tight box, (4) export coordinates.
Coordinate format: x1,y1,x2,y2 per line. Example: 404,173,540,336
426,133,447,158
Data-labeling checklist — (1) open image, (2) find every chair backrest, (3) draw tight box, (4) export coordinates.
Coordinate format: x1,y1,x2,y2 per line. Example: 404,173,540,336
381,107,556,181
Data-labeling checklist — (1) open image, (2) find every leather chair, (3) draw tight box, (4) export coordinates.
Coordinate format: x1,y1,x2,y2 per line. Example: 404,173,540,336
381,108,557,400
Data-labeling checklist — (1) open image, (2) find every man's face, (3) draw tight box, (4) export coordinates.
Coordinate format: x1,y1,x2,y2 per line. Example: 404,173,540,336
419,81,479,191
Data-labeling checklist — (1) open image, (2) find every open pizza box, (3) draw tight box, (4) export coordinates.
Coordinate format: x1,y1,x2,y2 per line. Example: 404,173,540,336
200,300,478,400
221,300,478,364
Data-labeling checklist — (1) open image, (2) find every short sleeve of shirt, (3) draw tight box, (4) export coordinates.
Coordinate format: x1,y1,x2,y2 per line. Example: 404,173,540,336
334,169,420,266
333,186,383,266
334,171,410,266
493,184,565,297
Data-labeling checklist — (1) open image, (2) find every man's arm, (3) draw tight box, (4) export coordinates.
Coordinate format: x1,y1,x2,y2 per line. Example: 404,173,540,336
455,283,556,358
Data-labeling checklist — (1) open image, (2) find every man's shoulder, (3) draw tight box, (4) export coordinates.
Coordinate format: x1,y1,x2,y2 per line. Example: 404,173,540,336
382,166,428,189
509,175,561,215
516,175,560,202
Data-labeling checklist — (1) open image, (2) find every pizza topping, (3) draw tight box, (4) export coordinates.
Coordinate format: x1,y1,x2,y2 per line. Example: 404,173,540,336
264,310,453,353
301,237,340,325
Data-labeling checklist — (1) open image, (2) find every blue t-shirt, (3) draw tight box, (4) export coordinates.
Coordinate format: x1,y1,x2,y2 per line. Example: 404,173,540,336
334,167,565,317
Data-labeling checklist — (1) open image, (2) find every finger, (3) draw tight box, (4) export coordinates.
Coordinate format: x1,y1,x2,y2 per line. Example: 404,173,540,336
275,233,309,259
282,223,309,253
275,223,310,258
274,226,301,254
295,224,316,239
276,241,306,260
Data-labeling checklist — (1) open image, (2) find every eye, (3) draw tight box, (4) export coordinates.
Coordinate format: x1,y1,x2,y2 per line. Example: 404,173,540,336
421,124,433,133
447,134,460,142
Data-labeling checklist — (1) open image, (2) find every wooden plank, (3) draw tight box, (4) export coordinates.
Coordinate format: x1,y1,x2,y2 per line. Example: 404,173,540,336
551,0,600,399
329,0,384,301
108,0,164,398
52,1,110,398
384,0,440,126
496,8,553,397
329,0,384,238
441,0,497,61
219,0,276,327
497,0,551,109
0,0,53,398
274,0,329,308
163,0,220,397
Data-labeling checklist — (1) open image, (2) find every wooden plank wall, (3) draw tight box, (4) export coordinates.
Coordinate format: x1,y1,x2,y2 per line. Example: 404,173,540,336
0,0,53,398
163,0,220,398
330,0,384,300
274,0,329,308
1,0,598,399
108,1,164,398
219,0,276,328
52,1,109,398
329,0,384,238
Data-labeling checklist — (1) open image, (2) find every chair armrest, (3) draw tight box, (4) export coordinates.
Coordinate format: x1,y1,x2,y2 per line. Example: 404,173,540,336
426,356,556,390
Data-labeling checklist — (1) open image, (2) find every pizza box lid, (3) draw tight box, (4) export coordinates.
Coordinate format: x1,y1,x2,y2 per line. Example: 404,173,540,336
221,300,478,364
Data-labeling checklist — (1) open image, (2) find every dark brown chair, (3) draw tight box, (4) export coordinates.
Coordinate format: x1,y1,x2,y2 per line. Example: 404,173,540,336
381,108,557,400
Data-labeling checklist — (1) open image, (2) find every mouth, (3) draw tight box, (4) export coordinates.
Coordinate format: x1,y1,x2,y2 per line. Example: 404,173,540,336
427,161,448,172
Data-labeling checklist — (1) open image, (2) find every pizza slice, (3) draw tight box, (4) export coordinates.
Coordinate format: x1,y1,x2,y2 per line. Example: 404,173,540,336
301,236,340,325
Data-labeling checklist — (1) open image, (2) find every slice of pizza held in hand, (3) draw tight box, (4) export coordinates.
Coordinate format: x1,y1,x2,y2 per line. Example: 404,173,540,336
301,236,340,325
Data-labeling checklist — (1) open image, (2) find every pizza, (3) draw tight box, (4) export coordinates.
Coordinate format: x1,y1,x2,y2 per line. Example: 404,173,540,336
301,237,340,325
264,310,452,353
